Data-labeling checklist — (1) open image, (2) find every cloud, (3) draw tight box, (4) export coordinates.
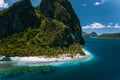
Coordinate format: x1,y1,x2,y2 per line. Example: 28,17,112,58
82,22,105,29
82,22,120,29
106,23,120,28
106,23,113,28
93,0,106,6
114,23,120,28
0,0,9,8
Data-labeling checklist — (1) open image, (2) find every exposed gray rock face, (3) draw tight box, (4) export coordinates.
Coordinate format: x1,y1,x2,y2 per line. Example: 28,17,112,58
0,0,38,38
40,0,85,44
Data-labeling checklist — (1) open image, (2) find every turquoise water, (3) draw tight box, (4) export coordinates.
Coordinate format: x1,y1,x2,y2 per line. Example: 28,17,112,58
0,38,120,80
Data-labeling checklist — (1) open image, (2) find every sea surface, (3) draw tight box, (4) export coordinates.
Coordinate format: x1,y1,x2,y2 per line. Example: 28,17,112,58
0,38,120,80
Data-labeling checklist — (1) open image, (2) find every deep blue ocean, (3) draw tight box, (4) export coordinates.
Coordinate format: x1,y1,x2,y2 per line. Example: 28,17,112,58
0,38,120,80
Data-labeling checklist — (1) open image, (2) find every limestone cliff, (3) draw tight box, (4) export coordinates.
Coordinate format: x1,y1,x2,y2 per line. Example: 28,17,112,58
40,0,85,44
0,0,85,56
0,0,38,38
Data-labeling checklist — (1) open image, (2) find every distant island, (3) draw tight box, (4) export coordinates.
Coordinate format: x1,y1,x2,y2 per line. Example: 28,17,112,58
0,0,87,61
82,32,98,38
98,32,120,38
82,31,120,39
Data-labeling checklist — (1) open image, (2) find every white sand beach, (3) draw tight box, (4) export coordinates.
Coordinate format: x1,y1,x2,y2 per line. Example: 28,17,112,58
0,49,92,62
9,49,92,62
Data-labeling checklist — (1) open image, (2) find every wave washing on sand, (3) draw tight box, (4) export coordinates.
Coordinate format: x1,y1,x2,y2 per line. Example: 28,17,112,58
0,49,93,66
11,49,92,62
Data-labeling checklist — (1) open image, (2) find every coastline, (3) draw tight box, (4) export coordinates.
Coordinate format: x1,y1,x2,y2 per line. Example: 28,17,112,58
0,49,92,63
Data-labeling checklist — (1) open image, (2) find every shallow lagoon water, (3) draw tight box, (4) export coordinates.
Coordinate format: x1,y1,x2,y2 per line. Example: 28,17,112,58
0,38,120,80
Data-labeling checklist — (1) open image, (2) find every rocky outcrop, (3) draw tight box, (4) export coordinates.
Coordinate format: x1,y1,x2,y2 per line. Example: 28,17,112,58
0,57,11,61
40,0,85,44
0,0,38,38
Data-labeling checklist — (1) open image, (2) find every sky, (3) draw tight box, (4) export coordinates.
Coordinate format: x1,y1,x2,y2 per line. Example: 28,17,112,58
0,0,120,34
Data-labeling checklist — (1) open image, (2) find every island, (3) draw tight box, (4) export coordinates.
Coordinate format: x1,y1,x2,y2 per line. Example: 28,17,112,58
98,32,120,38
82,32,98,38
0,0,90,62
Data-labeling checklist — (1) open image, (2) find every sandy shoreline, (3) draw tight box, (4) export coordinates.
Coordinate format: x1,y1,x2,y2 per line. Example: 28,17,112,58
0,49,92,62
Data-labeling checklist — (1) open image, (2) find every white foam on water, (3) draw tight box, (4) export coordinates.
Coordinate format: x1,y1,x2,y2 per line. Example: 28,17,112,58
12,49,94,67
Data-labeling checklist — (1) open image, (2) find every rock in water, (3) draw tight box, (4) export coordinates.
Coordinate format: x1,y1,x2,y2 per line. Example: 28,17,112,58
0,57,11,61
40,0,85,44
